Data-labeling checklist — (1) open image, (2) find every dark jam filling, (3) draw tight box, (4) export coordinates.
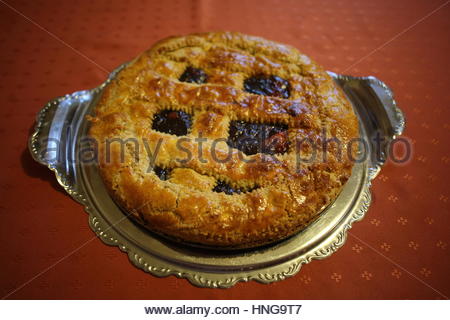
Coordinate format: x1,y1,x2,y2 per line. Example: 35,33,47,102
153,166,171,181
244,74,290,98
213,180,257,195
179,66,208,84
152,110,192,136
227,120,289,155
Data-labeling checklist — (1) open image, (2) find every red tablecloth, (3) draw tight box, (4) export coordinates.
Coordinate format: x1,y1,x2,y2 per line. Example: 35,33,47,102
1,0,449,299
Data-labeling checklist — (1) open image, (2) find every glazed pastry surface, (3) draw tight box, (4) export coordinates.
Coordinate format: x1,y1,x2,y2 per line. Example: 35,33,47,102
89,32,359,248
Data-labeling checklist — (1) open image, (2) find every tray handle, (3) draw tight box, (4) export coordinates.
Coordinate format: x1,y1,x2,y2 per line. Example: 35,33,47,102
329,72,406,178
28,90,95,199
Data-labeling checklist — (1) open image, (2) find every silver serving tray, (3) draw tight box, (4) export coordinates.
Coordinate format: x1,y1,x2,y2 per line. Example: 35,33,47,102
28,65,405,288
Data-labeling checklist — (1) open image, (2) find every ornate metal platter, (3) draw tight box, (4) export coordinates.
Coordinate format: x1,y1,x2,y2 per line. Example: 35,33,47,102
28,64,405,288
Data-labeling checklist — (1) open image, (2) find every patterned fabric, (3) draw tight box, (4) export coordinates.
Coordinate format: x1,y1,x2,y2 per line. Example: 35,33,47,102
0,0,449,299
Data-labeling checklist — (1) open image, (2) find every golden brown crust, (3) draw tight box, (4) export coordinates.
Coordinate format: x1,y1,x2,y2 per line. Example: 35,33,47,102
88,32,359,248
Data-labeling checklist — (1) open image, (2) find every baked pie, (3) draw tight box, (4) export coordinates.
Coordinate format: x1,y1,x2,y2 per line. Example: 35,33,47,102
88,32,359,248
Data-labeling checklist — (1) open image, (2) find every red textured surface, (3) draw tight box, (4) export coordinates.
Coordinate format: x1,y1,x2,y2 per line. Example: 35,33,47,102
1,0,449,299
